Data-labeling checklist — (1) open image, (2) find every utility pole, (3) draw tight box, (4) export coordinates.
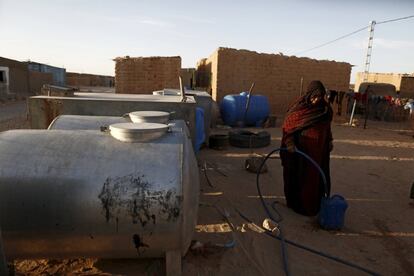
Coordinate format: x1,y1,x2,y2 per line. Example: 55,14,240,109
349,20,376,126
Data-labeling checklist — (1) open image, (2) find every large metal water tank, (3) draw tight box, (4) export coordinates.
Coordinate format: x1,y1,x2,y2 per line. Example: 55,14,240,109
48,115,191,138
0,124,199,262
48,115,127,130
153,89,214,143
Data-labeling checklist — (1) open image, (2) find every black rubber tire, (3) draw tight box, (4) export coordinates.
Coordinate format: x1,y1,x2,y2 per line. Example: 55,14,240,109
209,134,229,150
229,130,271,148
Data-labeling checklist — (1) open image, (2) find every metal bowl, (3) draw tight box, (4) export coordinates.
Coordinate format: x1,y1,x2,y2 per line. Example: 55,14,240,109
109,122,169,142
128,111,170,124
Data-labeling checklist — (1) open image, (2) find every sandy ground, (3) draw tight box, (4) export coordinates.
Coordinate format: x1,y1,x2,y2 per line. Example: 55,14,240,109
0,101,29,132
1,109,413,275
187,122,414,276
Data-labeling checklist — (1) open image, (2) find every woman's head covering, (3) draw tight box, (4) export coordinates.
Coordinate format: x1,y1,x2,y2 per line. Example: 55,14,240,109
299,80,327,106
282,80,332,135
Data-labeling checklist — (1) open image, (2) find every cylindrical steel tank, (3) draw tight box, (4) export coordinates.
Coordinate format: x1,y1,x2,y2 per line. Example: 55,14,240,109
48,115,191,139
48,115,128,130
153,89,213,144
0,126,199,259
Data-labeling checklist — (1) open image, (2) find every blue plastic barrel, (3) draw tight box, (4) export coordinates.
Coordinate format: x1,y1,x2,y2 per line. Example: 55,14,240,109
195,107,205,153
220,92,270,127
318,195,348,230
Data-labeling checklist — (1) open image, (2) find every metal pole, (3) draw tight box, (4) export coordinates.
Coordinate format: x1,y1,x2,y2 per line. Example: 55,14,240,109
363,86,370,129
349,20,376,126
243,82,255,126
179,76,186,102
348,99,357,125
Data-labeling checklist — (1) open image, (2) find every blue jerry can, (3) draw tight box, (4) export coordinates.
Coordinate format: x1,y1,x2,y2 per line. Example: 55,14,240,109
318,195,348,230
195,107,205,153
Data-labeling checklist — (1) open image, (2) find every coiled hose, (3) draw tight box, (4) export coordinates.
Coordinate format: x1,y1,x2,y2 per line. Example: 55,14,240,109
254,147,380,276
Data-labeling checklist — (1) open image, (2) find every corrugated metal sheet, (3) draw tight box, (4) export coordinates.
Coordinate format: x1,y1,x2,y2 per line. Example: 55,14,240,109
28,62,66,86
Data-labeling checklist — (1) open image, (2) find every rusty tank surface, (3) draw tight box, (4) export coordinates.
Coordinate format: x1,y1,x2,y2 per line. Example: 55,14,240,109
0,124,199,262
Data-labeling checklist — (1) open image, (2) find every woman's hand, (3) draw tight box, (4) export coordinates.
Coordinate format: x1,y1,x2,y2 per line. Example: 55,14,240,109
286,139,296,153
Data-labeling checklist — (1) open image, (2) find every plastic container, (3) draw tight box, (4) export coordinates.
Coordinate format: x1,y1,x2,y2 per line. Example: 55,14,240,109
220,92,270,126
318,195,348,230
195,107,205,152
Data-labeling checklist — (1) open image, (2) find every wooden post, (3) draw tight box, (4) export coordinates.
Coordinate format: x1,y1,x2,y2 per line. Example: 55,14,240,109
166,250,181,276
300,77,304,96
0,228,8,276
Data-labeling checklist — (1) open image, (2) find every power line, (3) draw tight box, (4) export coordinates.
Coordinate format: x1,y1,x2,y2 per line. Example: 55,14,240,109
296,25,369,55
296,14,414,55
377,14,414,25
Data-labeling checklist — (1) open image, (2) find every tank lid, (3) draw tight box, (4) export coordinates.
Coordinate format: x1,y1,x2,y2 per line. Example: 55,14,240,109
129,111,170,118
128,111,170,124
109,122,169,142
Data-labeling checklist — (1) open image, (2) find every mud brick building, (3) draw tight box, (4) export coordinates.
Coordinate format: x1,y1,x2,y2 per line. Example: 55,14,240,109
114,56,181,94
197,48,351,115
355,72,414,98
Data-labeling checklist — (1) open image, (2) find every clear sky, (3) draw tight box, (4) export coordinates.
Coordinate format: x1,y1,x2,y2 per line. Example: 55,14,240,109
1,0,413,82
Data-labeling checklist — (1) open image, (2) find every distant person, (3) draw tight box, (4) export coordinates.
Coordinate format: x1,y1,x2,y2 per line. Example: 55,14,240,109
404,100,414,138
280,80,333,216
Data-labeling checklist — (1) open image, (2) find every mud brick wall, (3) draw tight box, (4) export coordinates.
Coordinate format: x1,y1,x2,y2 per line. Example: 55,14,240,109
355,72,414,98
66,72,114,87
400,76,414,97
195,58,212,90
0,56,29,96
355,72,403,92
66,72,93,87
29,71,53,95
180,68,195,89
197,48,351,115
114,56,181,94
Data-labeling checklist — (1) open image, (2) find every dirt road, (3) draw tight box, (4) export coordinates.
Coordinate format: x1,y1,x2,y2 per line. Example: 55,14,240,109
0,101,27,122
0,101,29,131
